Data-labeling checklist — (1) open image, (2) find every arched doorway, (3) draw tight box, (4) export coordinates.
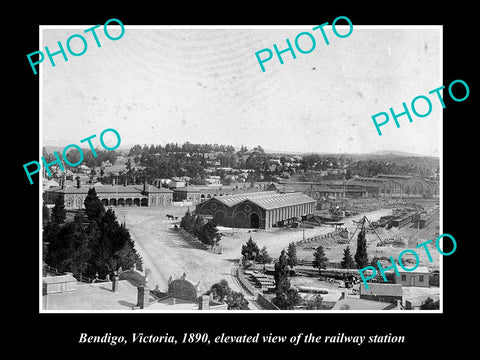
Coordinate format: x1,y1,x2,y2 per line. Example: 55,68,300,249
141,198,148,206
126,198,133,206
118,198,125,206
101,199,108,207
234,212,248,228
213,211,226,226
109,198,117,206
133,198,140,206
250,213,260,228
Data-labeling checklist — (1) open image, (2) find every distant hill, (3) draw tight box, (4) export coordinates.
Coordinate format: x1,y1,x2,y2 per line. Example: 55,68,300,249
365,150,428,157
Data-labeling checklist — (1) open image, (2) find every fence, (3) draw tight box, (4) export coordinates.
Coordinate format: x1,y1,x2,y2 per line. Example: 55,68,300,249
178,228,209,250
296,228,341,246
43,264,110,284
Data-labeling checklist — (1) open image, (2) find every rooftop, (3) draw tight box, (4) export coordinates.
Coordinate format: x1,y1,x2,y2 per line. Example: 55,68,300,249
397,266,430,274
207,191,316,210
43,274,77,285
360,283,403,297
269,183,339,193
43,280,156,311
45,184,173,195
332,296,401,311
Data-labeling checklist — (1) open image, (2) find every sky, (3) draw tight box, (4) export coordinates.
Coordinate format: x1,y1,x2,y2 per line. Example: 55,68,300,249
41,25,442,156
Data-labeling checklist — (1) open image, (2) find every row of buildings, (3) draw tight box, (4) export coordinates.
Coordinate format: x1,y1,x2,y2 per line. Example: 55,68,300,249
44,173,437,209
42,267,434,311
43,173,438,230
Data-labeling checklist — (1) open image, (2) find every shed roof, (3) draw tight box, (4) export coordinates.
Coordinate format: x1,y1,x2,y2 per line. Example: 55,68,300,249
45,184,172,195
360,283,403,297
332,297,400,311
209,191,316,210
397,266,430,274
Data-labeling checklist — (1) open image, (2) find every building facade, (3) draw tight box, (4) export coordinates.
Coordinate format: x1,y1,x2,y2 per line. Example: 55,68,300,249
394,267,430,287
44,180,173,209
195,191,316,230
359,283,403,304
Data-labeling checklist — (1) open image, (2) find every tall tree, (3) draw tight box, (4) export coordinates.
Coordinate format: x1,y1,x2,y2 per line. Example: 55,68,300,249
44,216,91,274
340,246,356,269
312,245,328,275
192,215,205,237
255,246,271,264
287,242,298,267
241,236,260,261
90,208,142,277
180,210,195,233
198,220,221,246
274,249,291,294
84,187,105,221
354,225,369,269
51,196,66,226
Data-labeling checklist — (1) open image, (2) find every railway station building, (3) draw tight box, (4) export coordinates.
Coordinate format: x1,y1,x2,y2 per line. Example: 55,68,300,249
43,177,173,209
195,191,316,229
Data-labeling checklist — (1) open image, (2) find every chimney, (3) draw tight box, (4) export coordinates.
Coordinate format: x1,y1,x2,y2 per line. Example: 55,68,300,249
112,271,119,293
199,295,210,310
340,291,347,300
136,286,150,309
76,178,81,189
61,174,66,189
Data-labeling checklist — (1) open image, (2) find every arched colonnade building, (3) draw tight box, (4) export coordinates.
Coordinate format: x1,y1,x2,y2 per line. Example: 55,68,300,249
43,181,173,210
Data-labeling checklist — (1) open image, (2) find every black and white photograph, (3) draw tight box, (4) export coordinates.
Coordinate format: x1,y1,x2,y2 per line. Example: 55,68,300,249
39,24,443,313
13,4,475,355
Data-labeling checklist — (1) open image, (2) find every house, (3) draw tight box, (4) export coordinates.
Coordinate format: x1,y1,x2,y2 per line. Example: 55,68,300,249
333,292,403,311
359,283,403,304
169,180,186,189
395,266,430,287
205,176,221,186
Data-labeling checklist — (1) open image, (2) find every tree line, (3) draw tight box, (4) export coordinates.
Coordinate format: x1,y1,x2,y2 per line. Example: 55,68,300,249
238,228,370,310
43,188,142,278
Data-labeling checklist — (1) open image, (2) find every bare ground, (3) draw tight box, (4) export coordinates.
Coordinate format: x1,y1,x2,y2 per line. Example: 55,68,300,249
114,203,440,310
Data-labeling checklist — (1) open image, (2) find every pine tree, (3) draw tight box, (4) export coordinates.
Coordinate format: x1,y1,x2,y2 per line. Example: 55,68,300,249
312,245,328,275
180,210,194,233
51,196,66,226
84,187,105,221
287,242,298,267
340,246,356,269
255,246,271,264
192,215,205,237
199,220,221,246
274,249,291,294
241,236,260,261
44,216,91,274
354,226,369,269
